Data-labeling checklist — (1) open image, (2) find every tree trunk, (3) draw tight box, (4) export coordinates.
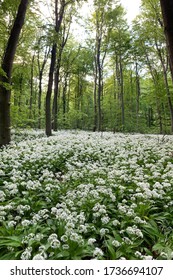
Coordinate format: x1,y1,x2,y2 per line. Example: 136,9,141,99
37,46,49,129
52,50,62,131
29,54,35,119
119,55,125,130
62,74,68,126
93,56,97,132
155,40,173,133
135,62,140,130
160,0,173,82
45,43,57,136
0,0,29,147
38,70,43,129
45,0,66,136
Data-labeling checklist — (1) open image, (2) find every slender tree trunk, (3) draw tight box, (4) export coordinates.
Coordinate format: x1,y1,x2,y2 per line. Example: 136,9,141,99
38,70,43,128
29,54,35,119
52,51,62,131
97,37,103,131
37,47,49,129
135,62,140,130
62,75,68,126
93,55,97,132
45,0,66,136
119,55,125,130
46,43,57,136
0,0,29,147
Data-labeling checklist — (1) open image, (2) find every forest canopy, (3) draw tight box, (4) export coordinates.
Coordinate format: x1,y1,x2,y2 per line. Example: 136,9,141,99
0,0,173,146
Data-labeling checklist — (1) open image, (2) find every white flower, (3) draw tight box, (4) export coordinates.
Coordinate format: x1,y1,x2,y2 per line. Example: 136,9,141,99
50,239,61,249
112,219,120,226
8,221,16,228
62,244,69,250
135,251,142,258
0,191,6,202
143,255,153,260
93,247,104,257
0,170,5,176
21,247,32,260
100,228,109,237
112,240,121,247
101,216,110,224
21,220,31,226
33,254,45,260
60,235,68,242
78,224,88,233
88,238,96,245
35,234,44,242
48,233,58,242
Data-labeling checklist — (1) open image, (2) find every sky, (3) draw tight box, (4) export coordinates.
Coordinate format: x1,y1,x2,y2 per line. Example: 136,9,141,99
73,0,142,41
79,0,141,24
39,0,142,41
120,0,141,24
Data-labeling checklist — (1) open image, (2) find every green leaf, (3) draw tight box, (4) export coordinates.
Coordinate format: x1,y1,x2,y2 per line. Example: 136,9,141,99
0,236,22,247
152,243,165,251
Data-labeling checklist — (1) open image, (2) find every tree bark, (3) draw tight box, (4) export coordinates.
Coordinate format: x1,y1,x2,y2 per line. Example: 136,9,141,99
0,0,29,147
45,0,66,136
29,54,35,119
155,41,173,133
160,0,173,82
46,43,57,136
37,46,49,129
135,62,140,130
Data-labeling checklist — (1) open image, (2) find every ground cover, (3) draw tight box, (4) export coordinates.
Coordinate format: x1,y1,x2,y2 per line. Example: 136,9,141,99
0,130,173,260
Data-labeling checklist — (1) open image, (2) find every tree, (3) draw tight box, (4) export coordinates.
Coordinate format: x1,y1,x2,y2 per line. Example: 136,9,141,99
160,0,173,82
0,0,29,147
132,0,173,133
45,0,80,136
92,0,117,131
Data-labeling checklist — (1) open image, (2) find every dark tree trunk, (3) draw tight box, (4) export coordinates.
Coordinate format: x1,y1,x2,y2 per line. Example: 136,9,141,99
155,39,173,133
29,54,35,119
37,46,49,129
119,55,125,130
45,0,66,136
93,56,97,132
52,50,62,131
160,0,173,82
45,43,57,136
0,0,29,147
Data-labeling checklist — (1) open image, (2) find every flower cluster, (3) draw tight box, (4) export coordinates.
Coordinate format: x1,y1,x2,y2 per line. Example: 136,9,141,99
0,130,173,259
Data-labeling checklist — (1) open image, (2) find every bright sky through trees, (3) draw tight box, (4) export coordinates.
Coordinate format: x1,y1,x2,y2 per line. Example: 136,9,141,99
120,0,141,24
79,0,141,23
74,0,141,40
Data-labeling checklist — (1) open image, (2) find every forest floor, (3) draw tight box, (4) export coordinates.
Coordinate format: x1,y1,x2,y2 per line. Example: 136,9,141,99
0,130,173,260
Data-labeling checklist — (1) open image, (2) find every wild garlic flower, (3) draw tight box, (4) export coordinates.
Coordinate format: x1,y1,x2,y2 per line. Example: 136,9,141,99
87,238,96,245
93,247,104,257
112,240,121,247
33,254,45,260
0,191,6,202
21,247,32,260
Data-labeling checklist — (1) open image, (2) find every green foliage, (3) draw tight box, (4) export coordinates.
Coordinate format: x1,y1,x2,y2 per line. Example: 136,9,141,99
0,0,172,134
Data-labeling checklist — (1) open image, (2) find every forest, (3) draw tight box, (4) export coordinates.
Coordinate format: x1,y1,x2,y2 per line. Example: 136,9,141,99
1,0,173,261
0,0,173,145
